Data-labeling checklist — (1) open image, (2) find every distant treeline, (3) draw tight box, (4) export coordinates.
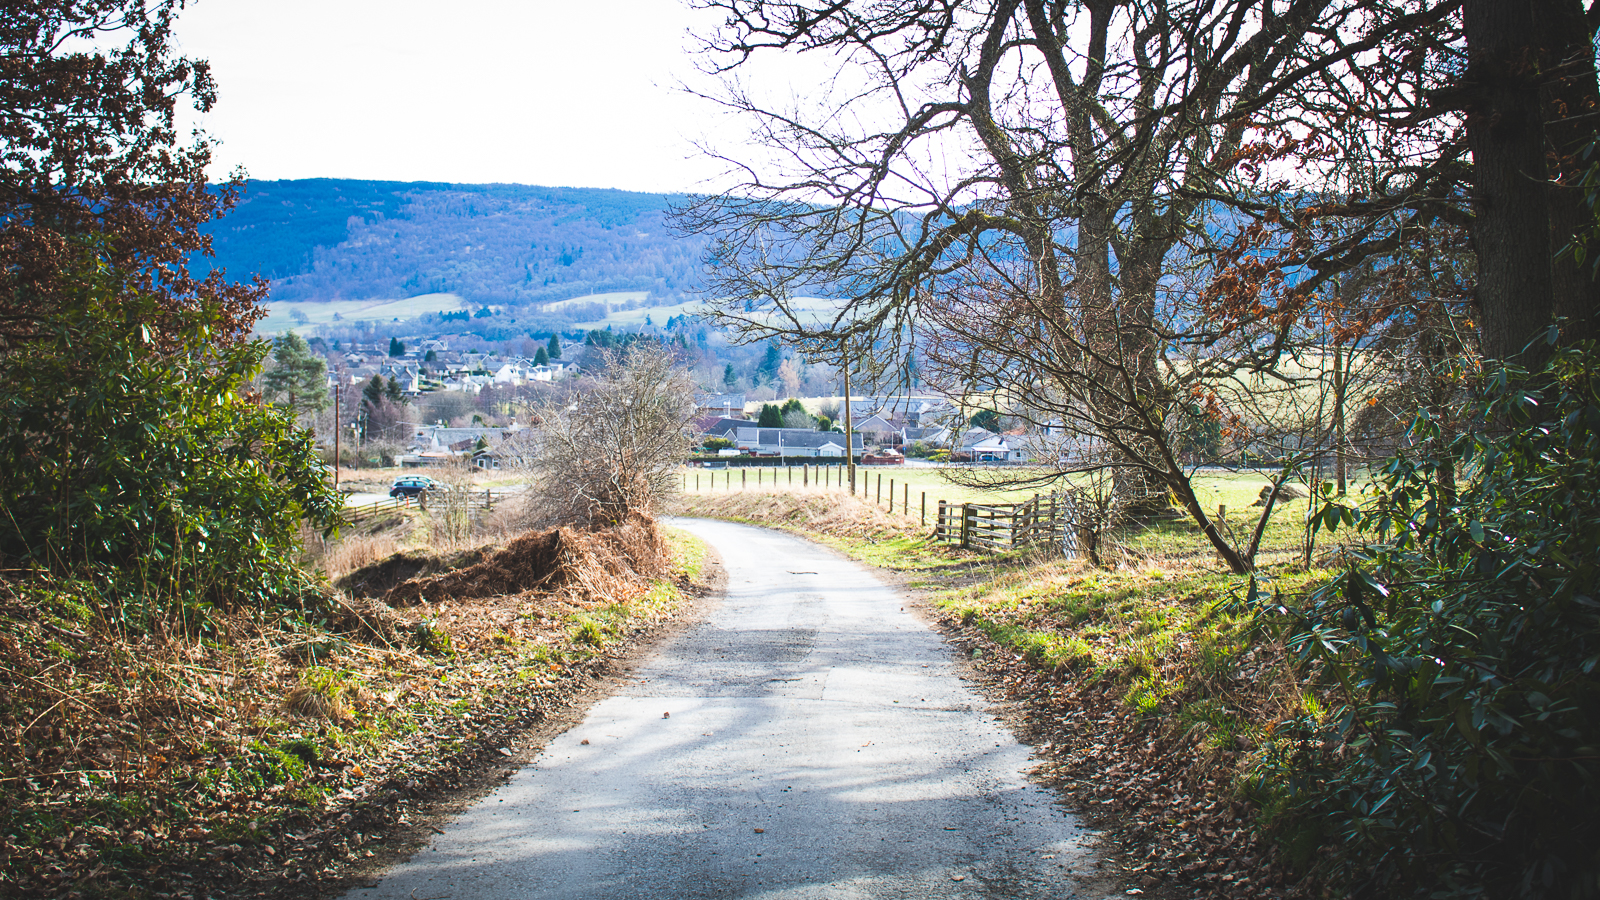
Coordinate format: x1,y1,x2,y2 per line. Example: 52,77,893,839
198,179,710,306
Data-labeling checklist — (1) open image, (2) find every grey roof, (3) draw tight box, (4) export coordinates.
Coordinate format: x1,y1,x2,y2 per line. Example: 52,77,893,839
701,416,751,436
413,426,520,448
734,427,863,450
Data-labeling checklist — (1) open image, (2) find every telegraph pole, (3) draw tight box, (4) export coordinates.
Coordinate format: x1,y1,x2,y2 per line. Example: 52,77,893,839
842,353,856,494
333,379,341,491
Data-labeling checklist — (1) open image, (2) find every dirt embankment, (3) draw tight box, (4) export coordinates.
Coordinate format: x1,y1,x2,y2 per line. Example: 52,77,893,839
0,517,716,900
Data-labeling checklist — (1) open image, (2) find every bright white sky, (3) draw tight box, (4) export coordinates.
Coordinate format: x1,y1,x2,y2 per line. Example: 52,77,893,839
174,0,741,193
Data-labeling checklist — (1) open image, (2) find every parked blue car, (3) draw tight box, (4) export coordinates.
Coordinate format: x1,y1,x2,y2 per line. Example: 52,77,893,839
389,475,440,498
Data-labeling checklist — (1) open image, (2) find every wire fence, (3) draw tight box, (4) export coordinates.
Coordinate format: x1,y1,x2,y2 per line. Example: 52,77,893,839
679,464,1083,557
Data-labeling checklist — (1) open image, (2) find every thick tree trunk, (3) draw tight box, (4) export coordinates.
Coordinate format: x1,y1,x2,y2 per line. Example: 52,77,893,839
1109,243,1178,520
1463,0,1558,365
1537,0,1600,344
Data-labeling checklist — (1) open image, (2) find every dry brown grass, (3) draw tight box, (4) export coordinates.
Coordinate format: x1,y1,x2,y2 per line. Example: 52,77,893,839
669,486,927,543
316,531,406,581
0,518,706,898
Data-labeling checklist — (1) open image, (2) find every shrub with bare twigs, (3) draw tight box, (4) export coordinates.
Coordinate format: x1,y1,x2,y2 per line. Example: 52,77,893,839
512,345,696,530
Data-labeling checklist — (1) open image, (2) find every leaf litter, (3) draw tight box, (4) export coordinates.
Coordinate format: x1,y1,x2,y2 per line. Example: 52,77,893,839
0,516,710,899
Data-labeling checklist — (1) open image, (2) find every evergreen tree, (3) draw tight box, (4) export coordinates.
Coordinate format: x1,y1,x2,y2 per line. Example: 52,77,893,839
535,346,549,366
362,374,385,407
723,363,737,388
758,403,784,427
261,332,328,420
388,336,405,357
547,334,561,359
384,376,404,404
757,341,782,381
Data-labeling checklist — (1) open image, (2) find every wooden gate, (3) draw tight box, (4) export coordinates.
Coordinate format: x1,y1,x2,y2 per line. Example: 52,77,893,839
932,491,1081,556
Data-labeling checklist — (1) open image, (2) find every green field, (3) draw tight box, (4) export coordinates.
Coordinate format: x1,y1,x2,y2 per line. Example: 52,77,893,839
679,463,1339,568
568,295,842,331
253,293,468,335
682,464,1303,512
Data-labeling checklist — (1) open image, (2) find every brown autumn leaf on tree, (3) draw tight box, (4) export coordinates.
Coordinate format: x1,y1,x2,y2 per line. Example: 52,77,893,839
0,0,265,350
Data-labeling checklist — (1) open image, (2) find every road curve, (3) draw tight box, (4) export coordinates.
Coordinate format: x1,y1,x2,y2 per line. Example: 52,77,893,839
350,518,1101,899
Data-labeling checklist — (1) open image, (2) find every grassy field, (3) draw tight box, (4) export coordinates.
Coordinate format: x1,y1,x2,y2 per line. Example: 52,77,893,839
252,293,469,335
677,463,1327,567
566,295,842,331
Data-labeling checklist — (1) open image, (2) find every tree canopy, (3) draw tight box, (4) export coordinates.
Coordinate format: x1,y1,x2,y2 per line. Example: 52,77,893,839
0,0,263,348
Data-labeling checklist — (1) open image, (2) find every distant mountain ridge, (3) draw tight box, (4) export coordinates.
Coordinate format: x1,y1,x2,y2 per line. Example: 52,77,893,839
200,179,709,308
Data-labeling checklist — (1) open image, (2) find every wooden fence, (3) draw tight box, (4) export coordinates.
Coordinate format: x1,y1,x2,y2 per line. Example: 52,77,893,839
680,464,1085,558
932,492,1081,555
343,487,518,524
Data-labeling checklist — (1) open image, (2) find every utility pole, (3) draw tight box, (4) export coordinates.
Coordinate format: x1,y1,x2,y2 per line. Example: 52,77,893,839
842,357,856,494
333,378,341,491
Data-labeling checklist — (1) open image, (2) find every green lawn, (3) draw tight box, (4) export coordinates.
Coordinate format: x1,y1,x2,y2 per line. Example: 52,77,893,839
679,463,1352,569
253,293,468,335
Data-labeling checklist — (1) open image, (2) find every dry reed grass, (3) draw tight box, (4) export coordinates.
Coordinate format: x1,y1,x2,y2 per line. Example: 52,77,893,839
669,486,927,543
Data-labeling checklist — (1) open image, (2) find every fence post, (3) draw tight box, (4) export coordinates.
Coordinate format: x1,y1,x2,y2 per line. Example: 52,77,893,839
888,477,894,512
922,491,927,526
804,464,809,486
961,503,973,549
905,484,910,519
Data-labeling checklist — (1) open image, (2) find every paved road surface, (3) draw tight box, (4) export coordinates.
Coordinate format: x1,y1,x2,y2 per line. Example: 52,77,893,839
350,518,1101,899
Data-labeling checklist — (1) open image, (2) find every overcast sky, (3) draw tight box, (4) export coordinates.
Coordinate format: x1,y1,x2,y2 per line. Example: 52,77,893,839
174,0,740,193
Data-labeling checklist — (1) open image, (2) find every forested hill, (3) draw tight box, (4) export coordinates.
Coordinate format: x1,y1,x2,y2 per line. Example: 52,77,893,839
199,179,708,307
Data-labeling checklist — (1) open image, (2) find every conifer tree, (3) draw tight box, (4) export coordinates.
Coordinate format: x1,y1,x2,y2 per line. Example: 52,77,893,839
547,334,561,360
362,374,385,408
261,332,328,421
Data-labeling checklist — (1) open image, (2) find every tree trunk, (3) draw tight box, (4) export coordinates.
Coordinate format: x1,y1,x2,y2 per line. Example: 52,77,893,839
1463,0,1558,365
1536,0,1600,344
1333,343,1348,495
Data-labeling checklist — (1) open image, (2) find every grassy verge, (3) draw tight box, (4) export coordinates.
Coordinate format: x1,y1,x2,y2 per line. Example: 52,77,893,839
671,486,1331,898
0,524,712,899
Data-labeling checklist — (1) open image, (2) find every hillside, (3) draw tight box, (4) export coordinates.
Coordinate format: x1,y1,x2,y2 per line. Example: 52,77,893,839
200,179,709,308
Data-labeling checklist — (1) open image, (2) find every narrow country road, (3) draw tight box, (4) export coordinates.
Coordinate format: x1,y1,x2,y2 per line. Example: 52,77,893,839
350,518,1102,899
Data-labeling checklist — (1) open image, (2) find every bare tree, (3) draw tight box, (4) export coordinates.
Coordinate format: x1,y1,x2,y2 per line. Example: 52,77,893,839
516,345,696,530
674,0,1447,569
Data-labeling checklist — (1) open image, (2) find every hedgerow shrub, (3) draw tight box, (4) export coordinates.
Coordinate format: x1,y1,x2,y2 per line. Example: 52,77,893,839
1253,338,1600,898
0,254,341,616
